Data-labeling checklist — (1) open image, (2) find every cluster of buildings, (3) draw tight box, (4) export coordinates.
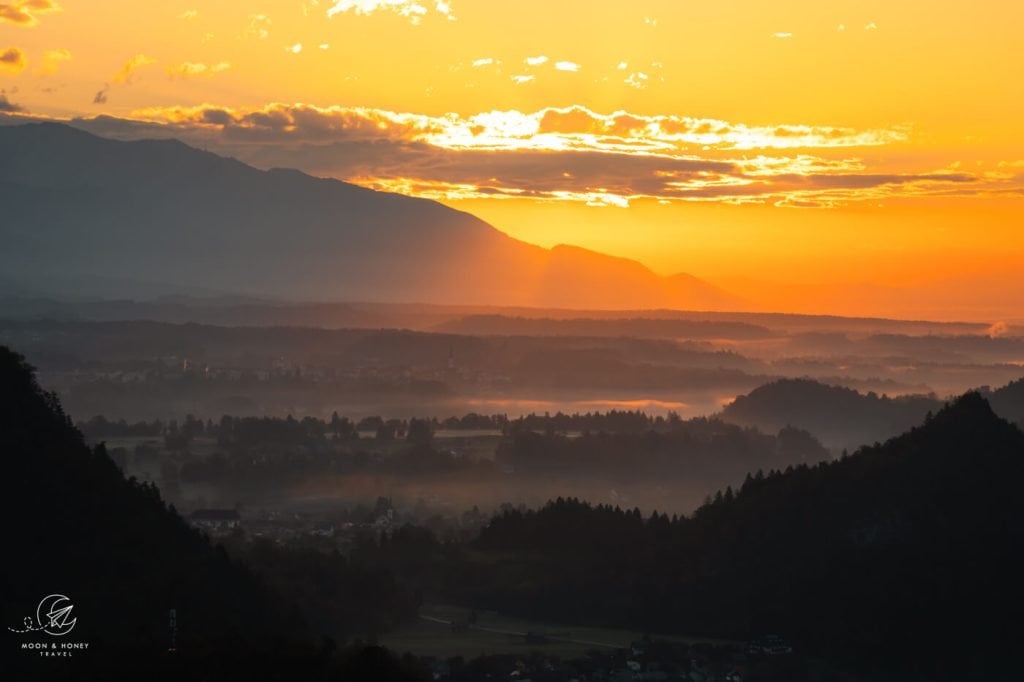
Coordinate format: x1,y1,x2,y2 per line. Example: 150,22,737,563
43,352,511,391
186,506,400,550
424,635,795,682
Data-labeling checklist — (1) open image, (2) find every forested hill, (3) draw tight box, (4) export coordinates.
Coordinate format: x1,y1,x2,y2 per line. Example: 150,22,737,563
0,346,289,665
987,376,1024,427
721,377,1024,452
459,393,1024,679
720,378,944,450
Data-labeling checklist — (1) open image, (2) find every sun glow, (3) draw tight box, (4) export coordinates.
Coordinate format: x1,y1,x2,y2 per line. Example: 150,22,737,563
1,0,1022,317
119,102,1002,210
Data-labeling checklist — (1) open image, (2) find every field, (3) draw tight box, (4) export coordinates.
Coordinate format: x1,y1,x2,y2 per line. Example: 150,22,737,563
381,604,734,659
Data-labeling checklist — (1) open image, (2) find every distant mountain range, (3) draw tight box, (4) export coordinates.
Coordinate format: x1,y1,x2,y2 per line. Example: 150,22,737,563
0,294,991,337
0,122,738,310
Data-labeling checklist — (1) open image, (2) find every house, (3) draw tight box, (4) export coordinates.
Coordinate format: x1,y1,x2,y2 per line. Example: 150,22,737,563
189,509,241,532
746,634,792,656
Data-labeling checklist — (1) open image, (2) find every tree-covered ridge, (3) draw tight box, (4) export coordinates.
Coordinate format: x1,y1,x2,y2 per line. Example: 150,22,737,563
0,346,292,644
75,407,827,508
451,393,1024,679
721,376,1024,452
988,376,1024,426
721,378,944,449
499,418,827,486
0,346,427,680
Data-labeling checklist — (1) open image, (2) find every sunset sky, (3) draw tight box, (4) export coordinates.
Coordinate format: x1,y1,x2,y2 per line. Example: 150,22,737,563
3,1,1023,318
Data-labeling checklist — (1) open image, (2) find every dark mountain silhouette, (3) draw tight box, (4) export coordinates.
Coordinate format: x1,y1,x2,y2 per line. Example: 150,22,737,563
720,378,944,450
0,122,738,310
0,346,427,680
458,394,1024,678
0,345,289,672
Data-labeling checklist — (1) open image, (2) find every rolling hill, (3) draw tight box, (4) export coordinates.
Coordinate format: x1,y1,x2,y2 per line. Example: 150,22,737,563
720,379,944,451
720,377,1024,451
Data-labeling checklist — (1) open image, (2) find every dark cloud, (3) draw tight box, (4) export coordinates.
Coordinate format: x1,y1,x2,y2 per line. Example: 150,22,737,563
0,0,59,26
245,140,736,198
59,109,993,207
92,85,109,105
200,108,233,126
72,113,171,137
0,89,24,112
0,46,26,72
0,3,32,25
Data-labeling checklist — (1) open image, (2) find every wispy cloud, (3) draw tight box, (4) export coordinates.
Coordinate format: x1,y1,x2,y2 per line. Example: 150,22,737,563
772,32,793,39
471,57,496,67
525,55,548,66
327,0,455,24
624,72,648,89
91,53,156,103
0,0,60,27
179,9,198,20
114,54,156,84
36,47,70,75
246,14,271,40
554,61,580,72
167,61,230,79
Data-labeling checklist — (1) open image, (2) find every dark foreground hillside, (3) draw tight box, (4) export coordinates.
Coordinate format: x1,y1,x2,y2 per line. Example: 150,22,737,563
5,338,1023,680
0,346,426,681
453,393,1024,679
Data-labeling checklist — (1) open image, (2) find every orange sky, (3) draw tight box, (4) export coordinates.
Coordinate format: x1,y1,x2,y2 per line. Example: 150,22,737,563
3,1,1023,318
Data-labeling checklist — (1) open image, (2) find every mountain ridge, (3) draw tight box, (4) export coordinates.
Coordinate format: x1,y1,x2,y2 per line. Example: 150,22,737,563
0,122,739,311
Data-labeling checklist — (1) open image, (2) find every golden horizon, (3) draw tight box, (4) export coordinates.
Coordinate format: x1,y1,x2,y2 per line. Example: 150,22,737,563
2,1,1022,319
